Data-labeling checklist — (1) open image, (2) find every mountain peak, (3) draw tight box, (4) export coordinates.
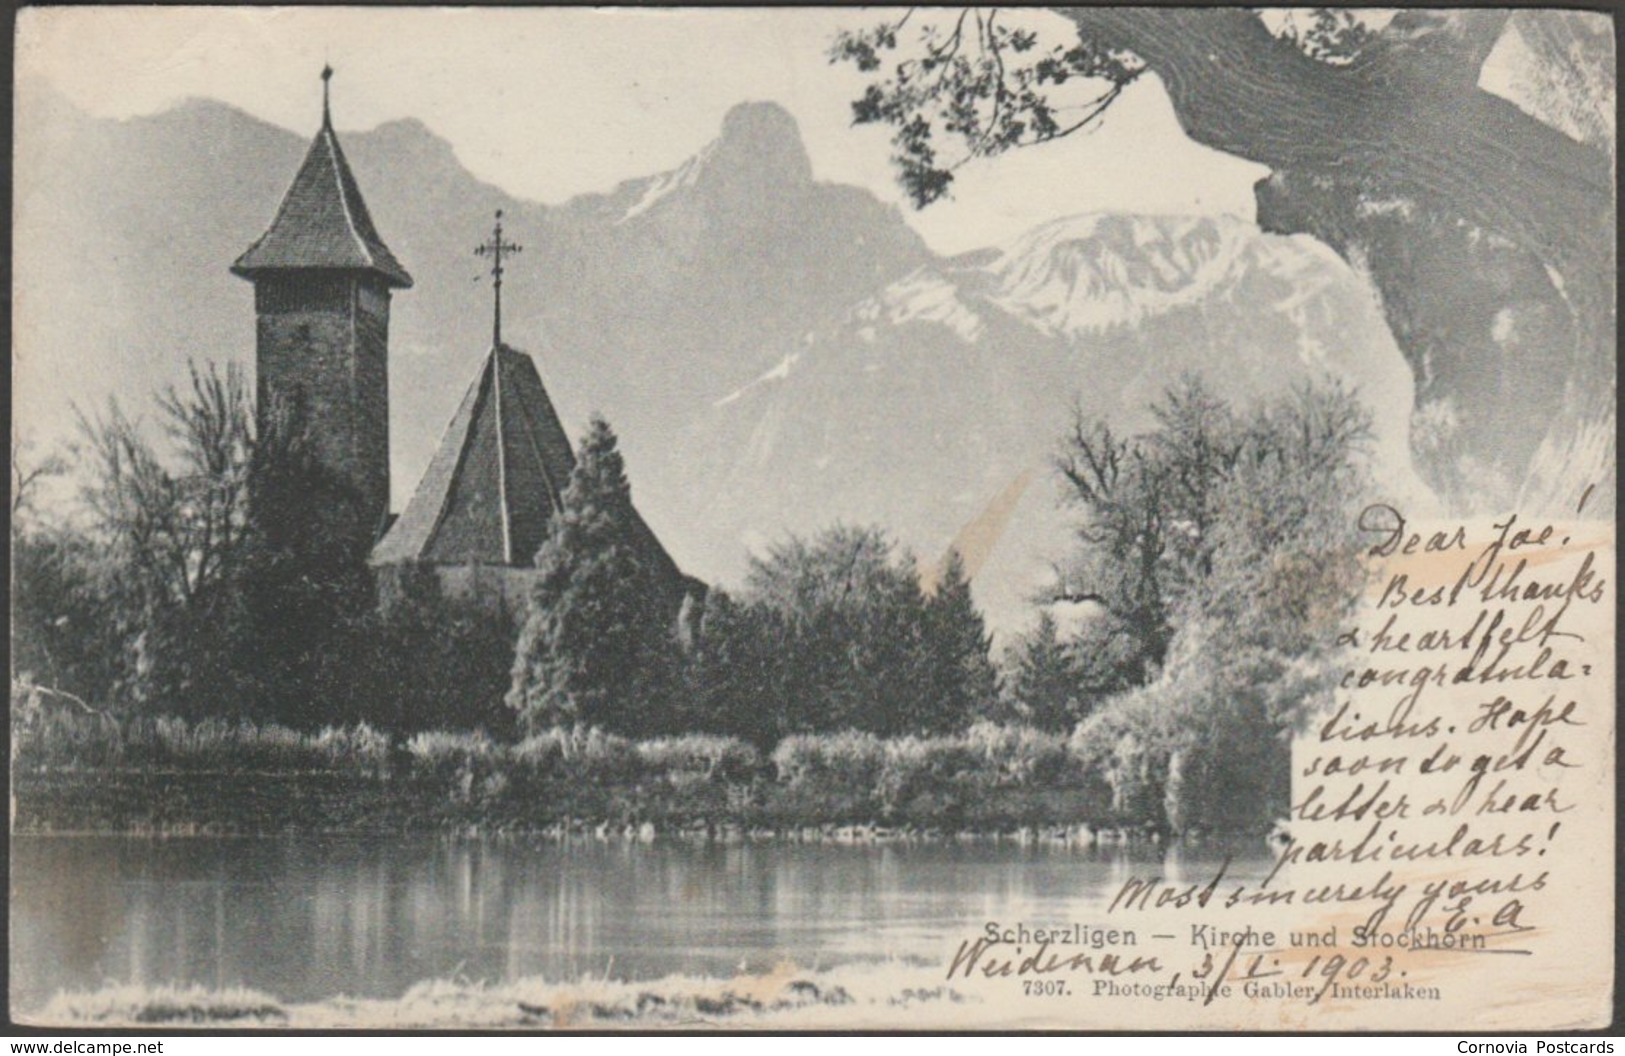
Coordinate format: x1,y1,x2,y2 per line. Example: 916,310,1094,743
613,100,816,223
355,116,459,160
369,115,433,137
708,100,812,187
720,101,800,144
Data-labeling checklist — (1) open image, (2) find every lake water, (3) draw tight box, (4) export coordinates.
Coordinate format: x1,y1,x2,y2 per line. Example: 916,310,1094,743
11,835,1274,1013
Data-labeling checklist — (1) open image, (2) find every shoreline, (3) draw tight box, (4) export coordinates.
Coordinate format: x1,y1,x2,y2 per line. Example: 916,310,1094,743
11,716,1281,840
18,960,974,1030
11,766,1196,841
9,819,1179,844
11,766,1275,842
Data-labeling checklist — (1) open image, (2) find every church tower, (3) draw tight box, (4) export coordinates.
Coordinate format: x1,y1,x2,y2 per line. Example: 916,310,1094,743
231,67,412,545
372,211,705,618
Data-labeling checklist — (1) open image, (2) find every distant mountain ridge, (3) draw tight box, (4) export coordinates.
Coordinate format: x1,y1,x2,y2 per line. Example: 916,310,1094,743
672,211,1425,628
15,84,1427,631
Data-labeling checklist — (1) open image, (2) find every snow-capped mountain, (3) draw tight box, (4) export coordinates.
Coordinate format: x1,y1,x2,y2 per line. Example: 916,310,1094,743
17,87,1430,631
669,211,1426,631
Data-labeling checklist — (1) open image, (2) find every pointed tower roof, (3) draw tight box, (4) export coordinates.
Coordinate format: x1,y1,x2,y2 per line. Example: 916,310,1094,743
232,67,412,288
373,345,572,566
373,343,690,591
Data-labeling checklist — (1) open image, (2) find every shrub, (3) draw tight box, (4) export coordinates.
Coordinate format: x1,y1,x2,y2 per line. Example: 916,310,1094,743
960,721,1075,788
404,729,505,807
311,723,392,776
509,730,569,770
406,728,495,763
574,726,638,769
99,715,317,772
11,693,405,776
876,735,982,821
11,682,123,769
771,731,886,789
1069,687,1176,831
506,725,646,785
1156,656,1295,836
769,731,886,822
637,735,761,783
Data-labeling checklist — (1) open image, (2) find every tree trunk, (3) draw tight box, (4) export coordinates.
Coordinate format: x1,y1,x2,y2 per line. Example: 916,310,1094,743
1057,7,1615,513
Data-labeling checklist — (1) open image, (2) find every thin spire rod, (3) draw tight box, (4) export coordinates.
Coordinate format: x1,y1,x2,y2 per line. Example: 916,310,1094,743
474,210,523,348
321,64,334,126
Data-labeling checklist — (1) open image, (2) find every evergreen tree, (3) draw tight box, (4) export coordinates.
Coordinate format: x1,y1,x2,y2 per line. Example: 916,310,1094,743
1003,610,1088,732
507,416,672,736
919,549,998,733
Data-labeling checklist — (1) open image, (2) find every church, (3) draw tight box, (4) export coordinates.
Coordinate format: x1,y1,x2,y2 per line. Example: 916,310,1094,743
230,69,702,619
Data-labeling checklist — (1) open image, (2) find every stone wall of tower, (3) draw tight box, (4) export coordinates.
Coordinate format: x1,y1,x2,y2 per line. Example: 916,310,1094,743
254,271,392,543
353,277,392,537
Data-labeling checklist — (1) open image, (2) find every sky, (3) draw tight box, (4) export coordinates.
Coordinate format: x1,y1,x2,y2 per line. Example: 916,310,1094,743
15,6,1269,254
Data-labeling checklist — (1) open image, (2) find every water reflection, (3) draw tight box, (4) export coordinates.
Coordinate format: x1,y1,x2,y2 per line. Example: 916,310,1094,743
11,835,1270,1011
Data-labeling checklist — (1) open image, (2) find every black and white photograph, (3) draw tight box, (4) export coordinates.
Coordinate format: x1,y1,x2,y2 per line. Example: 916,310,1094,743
9,6,1616,1031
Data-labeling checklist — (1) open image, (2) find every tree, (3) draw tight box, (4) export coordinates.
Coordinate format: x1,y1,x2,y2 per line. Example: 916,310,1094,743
1065,381,1374,832
678,587,788,748
1052,375,1239,685
832,8,1613,512
1055,378,1370,694
369,563,516,736
75,363,253,617
48,361,387,725
1000,610,1085,733
11,440,120,706
739,524,932,738
234,388,381,726
1186,382,1373,681
11,436,67,527
69,362,256,715
508,416,676,736
920,549,998,733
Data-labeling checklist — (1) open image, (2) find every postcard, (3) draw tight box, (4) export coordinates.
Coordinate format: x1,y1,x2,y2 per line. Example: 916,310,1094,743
10,6,1615,1031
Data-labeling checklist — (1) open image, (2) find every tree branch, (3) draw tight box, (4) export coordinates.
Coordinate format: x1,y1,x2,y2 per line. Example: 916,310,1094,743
1053,6,1611,301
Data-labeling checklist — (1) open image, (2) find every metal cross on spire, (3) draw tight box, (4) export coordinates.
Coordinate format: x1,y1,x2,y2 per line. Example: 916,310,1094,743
474,210,523,348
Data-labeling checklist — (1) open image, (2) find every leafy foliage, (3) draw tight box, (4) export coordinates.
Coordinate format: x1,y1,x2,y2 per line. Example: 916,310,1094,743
12,526,124,707
369,564,516,735
1052,374,1246,680
16,354,1366,838
769,730,889,820
22,359,512,734
1057,379,1373,833
828,9,1394,208
702,525,997,742
830,9,1143,206
64,362,257,716
635,734,762,784
237,388,379,727
10,684,390,775
745,525,929,737
1267,9,1382,64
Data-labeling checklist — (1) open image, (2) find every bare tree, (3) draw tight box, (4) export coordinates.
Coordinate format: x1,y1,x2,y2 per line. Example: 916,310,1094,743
10,434,67,525
74,361,252,607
